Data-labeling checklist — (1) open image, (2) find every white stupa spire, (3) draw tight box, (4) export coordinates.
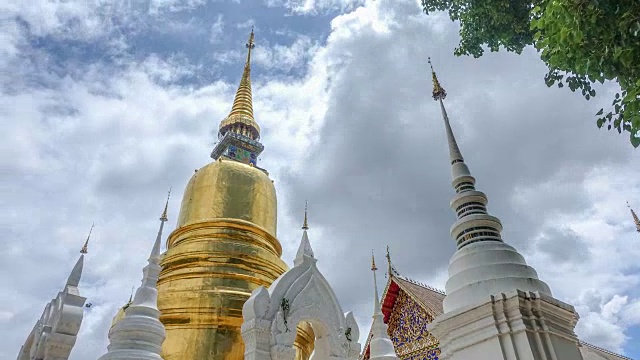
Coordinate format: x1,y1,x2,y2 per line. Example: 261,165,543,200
17,228,91,360
66,252,85,288
294,201,315,266
428,58,551,313
368,253,398,360
67,224,93,288
98,190,170,360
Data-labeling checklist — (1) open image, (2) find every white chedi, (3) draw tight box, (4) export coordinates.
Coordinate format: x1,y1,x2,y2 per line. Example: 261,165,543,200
98,199,169,360
426,64,583,360
16,227,92,360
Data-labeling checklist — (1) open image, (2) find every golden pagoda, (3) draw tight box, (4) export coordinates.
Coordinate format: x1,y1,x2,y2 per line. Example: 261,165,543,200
157,28,288,359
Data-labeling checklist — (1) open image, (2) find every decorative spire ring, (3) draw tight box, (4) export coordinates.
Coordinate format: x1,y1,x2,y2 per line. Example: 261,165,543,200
80,223,94,254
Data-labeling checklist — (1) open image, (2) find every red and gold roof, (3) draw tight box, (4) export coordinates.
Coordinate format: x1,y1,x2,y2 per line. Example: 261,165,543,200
362,274,445,360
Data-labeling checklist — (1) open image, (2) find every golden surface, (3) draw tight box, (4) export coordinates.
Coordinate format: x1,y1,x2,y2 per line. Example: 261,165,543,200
158,158,287,360
176,159,277,236
110,304,128,329
294,322,315,360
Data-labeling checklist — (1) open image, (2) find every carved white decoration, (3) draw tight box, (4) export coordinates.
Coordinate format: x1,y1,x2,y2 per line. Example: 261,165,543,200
17,255,87,360
242,229,362,360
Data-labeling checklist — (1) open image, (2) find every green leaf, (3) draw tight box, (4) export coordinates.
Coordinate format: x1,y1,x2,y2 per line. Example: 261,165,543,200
596,108,604,116
420,0,640,148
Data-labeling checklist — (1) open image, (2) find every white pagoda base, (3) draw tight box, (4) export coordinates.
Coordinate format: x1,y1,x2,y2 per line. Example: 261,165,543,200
429,290,584,360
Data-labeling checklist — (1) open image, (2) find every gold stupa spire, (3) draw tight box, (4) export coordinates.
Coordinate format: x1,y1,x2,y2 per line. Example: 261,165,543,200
429,57,464,164
628,201,640,233
302,200,309,230
80,223,94,254
428,57,447,101
219,27,261,139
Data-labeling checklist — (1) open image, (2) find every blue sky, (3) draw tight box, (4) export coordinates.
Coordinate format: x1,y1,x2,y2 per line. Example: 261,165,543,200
2,0,639,359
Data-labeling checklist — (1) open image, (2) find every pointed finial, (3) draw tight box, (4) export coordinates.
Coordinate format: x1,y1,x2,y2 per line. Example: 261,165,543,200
371,251,382,316
371,250,378,271
385,245,392,276
80,223,94,254
302,201,309,230
128,286,134,304
160,188,171,222
428,57,447,101
217,27,260,140
628,201,640,233
246,26,255,51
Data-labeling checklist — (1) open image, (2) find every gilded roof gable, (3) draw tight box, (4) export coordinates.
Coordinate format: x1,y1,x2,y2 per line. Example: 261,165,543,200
362,276,445,360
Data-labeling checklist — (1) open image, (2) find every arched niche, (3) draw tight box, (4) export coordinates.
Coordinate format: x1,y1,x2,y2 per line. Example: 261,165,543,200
294,321,315,360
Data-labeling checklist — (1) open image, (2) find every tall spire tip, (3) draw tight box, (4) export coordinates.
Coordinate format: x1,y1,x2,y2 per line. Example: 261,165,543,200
160,187,171,222
428,57,447,101
302,201,309,230
80,223,94,254
128,286,134,304
628,201,640,233
371,251,377,271
246,27,255,50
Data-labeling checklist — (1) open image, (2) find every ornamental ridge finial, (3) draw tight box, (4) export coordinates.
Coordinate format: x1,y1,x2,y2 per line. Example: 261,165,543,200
302,200,309,230
160,187,171,222
428,57,447,101
80,223,94,254
385,245,393,276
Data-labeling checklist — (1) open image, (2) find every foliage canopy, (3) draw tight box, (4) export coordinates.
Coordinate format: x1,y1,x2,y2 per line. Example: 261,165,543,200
421,0,640,147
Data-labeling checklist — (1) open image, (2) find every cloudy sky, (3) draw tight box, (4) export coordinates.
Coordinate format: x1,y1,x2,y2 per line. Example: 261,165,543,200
2,0,639,359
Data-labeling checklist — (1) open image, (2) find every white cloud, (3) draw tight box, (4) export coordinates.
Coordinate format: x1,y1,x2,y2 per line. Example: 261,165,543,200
2,0,639,359
265,0,365,15
253,35,320,71
519,165,640,352
209,14,225,44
